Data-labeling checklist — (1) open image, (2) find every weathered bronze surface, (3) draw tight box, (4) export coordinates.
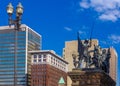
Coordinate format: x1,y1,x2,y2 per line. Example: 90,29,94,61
73,33,111,74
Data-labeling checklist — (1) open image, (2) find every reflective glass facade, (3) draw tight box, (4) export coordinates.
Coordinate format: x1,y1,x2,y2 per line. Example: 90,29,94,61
0,25,41,86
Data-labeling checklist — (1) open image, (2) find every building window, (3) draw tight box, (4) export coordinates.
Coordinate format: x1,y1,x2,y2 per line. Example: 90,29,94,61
43,54,46,58
39,55,42,58
51,57,53,60
34,59,37,62
39,59,41,62
43,59,46,62
34,54,37,58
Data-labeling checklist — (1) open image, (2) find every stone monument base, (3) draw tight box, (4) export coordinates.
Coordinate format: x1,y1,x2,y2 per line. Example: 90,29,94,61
68,68,116,86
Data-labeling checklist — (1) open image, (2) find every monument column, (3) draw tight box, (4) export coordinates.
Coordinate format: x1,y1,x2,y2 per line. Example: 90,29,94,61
68,34,116,86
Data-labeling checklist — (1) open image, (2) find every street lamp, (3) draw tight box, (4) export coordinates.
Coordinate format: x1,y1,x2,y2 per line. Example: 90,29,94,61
7,2,23,86
7,2,23,30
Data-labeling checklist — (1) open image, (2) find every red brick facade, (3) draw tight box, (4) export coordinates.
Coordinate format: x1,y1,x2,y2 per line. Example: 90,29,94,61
31,64,67,86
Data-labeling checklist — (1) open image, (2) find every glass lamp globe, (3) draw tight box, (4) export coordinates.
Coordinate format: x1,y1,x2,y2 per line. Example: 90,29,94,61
7,3,14,15
16,2,23,16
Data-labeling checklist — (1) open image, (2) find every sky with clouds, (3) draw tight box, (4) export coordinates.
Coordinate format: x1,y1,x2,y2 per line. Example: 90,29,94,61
0,0,119,85
80,0,120,22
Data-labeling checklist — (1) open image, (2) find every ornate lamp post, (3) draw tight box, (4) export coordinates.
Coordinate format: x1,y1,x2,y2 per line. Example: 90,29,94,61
7,2,23,86
7,2,23,30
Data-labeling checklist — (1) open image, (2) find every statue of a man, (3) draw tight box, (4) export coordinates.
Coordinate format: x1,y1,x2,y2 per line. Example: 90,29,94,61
75,32,92,69
100,48,111,73
72,53,79,68
103,48,111,73
82,39,91,68
89,45,101,68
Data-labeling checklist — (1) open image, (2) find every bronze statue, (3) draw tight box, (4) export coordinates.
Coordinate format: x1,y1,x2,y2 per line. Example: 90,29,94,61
72,53,79,68
72,32,111,74
89,45,101,68
101,48,111,73
75,32,92,68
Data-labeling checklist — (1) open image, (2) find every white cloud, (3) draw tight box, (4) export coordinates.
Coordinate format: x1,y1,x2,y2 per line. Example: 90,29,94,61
78,30,85,35
100,40,107,45
108,35,120,44
79,0,90,9
99,14,117,22
81,25,89,30
64,27,72,31
79,0,120,21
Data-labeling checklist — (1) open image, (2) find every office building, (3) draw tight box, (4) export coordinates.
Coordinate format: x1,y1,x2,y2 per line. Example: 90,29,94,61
109,47,117,81
0,24,41,86
30,50,68,86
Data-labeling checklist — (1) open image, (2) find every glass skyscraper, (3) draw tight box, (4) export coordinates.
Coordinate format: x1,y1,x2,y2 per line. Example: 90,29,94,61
0,24,41,86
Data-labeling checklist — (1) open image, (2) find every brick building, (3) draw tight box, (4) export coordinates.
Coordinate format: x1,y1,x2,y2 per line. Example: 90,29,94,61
29,50,68,86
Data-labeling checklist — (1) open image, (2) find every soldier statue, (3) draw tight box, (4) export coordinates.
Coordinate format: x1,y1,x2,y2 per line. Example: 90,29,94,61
72,32,92,68
72,53,79,68
100,48,111,73
82,39,92,68
89,45,101,68
72,32,111,74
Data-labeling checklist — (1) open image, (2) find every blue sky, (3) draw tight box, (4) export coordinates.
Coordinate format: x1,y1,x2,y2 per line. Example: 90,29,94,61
0,0,120,85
